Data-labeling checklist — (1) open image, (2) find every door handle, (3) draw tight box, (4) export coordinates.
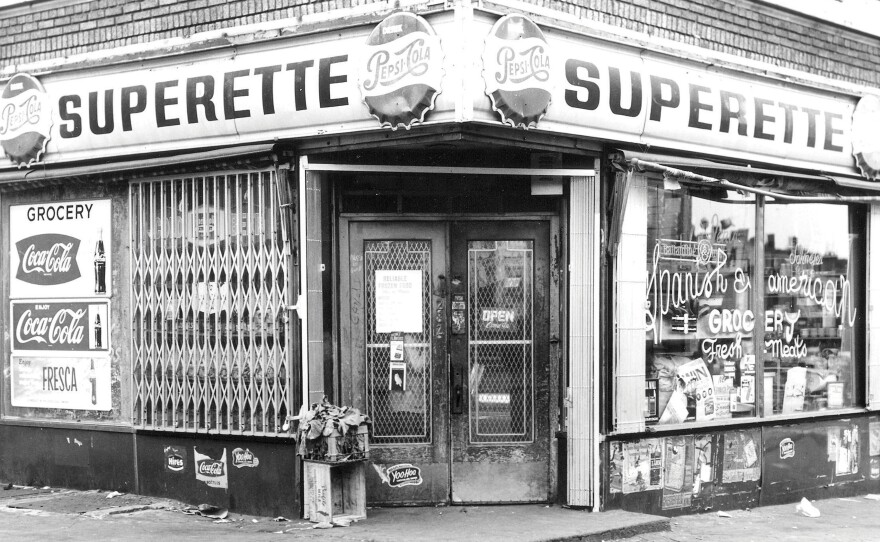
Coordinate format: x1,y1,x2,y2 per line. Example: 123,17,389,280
452,366,463,414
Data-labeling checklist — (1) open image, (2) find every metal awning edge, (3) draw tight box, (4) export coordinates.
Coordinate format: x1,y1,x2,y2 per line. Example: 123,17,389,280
0,144,280,186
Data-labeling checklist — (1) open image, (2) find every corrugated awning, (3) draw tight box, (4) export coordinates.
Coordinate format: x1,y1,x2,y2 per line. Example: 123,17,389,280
0,144,281,188
613,149,880,197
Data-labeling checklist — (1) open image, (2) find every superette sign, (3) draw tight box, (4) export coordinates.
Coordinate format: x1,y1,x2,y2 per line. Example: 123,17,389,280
470,14,864,175
9,200,111,298
1,15,456,165
0,12,873,177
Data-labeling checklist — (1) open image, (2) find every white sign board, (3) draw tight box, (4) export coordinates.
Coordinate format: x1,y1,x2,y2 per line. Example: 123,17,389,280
375,270,423,334
9,199,111,299
11,355,112,411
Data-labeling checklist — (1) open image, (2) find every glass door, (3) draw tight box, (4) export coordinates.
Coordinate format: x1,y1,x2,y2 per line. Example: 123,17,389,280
448,221,551,503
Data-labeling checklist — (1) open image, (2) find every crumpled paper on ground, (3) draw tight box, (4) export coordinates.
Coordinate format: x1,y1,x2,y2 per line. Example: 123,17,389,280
795,497,820,517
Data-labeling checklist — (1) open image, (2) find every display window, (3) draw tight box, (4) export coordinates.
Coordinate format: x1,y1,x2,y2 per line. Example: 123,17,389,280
636,182,865,427
644,185,757,424
763,203,862,414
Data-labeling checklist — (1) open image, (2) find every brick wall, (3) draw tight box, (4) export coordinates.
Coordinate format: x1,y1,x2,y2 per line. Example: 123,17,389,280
1,0,879,88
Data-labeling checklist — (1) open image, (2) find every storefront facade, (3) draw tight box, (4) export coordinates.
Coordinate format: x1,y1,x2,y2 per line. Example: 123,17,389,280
2,2,880,517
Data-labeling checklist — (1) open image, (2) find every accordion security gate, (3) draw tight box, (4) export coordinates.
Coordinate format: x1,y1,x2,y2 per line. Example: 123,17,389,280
130,170,294,436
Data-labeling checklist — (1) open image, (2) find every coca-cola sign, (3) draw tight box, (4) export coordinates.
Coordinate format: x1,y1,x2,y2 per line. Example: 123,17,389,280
10,200,111,299
11,301,108,352
15,234,81,285
194,447,228,489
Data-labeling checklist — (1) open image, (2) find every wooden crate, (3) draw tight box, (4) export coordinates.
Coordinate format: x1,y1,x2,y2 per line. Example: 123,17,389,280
303,459,366,524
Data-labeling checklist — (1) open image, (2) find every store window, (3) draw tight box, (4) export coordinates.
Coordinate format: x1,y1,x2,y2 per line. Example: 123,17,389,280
644,185,756,424
624,177,867,430
130,171,294,436
763,203,863,414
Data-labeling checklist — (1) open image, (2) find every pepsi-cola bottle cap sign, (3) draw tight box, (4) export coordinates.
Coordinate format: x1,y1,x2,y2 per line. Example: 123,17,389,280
0,73,53,168
482,14,553,129
852,94,880,181
358,12,445,130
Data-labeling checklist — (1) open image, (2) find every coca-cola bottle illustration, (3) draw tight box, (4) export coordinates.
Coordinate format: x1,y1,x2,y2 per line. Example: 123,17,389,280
94,313,102,349
88,359,97,405
94,229,106,294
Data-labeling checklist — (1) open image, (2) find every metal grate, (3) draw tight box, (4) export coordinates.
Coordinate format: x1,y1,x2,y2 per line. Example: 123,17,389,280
468,240,534,443
364,241,432,445
130,171,293,436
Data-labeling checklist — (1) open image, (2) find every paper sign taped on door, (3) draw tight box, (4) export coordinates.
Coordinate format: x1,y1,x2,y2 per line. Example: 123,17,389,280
375,270,423,333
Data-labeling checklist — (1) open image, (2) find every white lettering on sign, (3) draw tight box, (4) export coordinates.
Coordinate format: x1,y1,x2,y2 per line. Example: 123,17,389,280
364,37,432,91
766,273,857,327
0,93,42,137
495,42,551,86
15,308,86,346
482,309,515,323
22,243,74,274
707,308,755,334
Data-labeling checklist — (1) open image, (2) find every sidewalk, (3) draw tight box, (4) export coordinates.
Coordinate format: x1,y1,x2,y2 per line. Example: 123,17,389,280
0,483,667,541
6,483,880,541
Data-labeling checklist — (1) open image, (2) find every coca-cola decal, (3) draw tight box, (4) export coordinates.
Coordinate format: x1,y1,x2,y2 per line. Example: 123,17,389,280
232,447,260,469
12,301,109,352
358,12,444,130
15,235,81,285
194,447,228,489
0,73,53,167
372,463,423,488
164,446,187,473
10,200,111,299
482,14,553,129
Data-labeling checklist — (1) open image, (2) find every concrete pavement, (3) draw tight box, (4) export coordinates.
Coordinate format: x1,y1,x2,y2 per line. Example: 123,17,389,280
4,482,880,541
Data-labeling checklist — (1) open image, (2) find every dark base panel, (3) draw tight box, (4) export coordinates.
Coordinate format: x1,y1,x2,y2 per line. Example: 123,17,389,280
0,425,135,492
603,414,880,516
134,433,300,518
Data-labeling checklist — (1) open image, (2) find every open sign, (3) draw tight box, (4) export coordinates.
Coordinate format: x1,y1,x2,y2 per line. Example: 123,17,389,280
480,308,518,332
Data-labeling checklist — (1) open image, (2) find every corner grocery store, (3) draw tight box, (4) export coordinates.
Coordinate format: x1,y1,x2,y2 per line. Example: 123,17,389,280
2,4,880,516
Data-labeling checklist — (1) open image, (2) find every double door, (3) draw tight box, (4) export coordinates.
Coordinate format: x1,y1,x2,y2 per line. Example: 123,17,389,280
340,220,551,504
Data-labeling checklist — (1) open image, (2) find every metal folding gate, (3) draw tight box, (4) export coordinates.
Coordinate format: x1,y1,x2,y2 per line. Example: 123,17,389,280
130,169,294,436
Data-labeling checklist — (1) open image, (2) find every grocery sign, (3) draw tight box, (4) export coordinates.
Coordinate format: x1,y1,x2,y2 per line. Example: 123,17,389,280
9,200,111,299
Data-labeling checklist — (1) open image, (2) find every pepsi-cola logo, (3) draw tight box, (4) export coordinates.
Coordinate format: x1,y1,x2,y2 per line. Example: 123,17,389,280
358,12,444,130
852,94,880,181
0,73,53,167
15,234,82,285
482,14,553,129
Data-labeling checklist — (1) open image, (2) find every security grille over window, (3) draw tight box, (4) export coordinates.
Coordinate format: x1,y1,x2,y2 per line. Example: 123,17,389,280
364,241,432,444
130,171,292,436
468,240,534,443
